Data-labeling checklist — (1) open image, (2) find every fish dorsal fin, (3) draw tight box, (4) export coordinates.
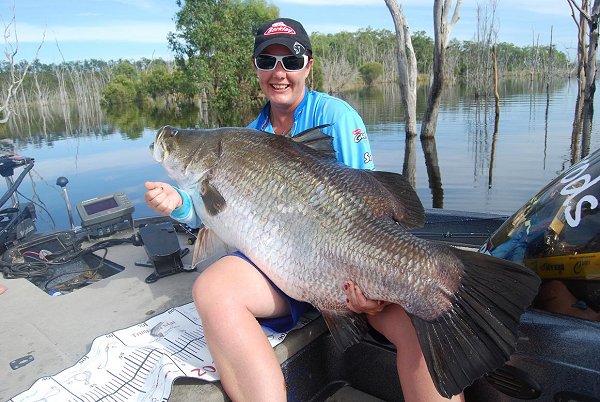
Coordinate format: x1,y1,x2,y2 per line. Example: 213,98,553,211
290,124,335,159
192,226,232,268
367,170,425,229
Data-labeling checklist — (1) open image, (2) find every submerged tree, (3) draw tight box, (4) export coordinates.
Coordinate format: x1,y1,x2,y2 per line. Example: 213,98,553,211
384,0,418,139
420,0,461,139
384,0,418,187
567,0,600,161
359,61,384,87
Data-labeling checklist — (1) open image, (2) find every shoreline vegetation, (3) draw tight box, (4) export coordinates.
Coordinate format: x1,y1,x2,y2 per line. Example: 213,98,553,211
0,27,570,136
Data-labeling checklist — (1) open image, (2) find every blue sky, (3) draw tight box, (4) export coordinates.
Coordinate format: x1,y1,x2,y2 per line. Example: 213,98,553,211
4,0,578,64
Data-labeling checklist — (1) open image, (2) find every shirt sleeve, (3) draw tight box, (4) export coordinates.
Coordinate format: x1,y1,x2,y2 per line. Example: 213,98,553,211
169,187,201,228
318,97,375,170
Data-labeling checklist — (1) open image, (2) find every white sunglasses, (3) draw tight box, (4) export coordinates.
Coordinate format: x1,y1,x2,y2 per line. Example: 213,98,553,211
254,54,309,71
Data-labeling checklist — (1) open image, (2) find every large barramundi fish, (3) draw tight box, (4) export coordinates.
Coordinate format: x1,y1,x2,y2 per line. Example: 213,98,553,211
151,125,540,397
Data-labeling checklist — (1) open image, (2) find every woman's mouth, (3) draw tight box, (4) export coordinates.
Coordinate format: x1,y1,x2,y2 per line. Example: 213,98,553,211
271,84,290,90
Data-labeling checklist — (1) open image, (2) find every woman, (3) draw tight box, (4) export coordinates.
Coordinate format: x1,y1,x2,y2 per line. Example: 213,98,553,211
144,17,463,402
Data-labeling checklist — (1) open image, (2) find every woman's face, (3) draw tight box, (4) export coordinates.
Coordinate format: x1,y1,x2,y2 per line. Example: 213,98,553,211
255,44,313,111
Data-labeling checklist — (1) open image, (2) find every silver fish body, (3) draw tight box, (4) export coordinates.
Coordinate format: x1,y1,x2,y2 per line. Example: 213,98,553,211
152,125,540,397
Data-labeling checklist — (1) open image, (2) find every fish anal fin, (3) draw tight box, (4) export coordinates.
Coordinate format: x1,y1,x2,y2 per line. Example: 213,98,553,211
192,226,232,268
410,248,540,398
200,178,226,216
367,170,425,228
321,310,369,351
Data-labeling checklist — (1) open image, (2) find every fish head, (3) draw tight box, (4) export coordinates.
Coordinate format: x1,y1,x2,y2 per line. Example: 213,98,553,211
151,125,222,190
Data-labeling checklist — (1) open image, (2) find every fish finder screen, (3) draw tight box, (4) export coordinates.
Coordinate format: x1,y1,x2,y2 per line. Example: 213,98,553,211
83,197,118,215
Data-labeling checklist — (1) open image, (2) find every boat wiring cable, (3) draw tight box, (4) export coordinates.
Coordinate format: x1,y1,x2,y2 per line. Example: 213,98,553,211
1,234,143,290
15,188,56,229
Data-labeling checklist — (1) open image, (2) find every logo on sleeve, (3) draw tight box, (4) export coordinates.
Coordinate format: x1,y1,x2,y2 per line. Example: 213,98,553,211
353,128,367,143
364,152,372,164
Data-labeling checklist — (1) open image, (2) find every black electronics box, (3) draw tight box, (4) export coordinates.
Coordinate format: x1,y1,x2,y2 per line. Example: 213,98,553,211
138,222,184,282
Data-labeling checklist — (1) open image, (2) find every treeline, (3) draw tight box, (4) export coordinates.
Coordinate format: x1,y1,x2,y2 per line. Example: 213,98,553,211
1,28,570,127
310,28,570,93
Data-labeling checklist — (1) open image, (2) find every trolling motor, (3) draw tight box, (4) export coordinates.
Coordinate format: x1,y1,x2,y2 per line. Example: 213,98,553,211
56,176,76,230
0,154,37,255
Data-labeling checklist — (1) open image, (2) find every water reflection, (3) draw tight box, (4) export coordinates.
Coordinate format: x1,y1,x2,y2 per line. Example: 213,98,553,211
355,78,600,215
402,134,417,189
488,114,500,189
1,78,599,233
421,137,443,208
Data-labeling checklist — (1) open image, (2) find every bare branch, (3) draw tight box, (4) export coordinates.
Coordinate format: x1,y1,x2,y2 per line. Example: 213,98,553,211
567,0,591,21
568,0,582,29
0,6,45,124
447,0,462,32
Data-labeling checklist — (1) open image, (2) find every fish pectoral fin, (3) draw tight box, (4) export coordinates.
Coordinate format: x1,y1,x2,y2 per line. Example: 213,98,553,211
191,226,232,268
321,310,369,351
200,178,226,216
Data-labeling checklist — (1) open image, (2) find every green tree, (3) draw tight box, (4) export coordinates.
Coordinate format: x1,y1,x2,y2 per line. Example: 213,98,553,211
168,0,278,125
359,62,383,86
101,75,137,106
411,31,434,74
139,66,174,99
111,61,138,80
102,62,140,106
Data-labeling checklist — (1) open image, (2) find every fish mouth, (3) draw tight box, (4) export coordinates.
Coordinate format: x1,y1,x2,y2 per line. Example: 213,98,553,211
151,126,172,162
150,141,165,162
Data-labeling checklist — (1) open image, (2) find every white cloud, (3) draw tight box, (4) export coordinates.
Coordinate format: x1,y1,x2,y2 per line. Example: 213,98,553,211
15,21,174,43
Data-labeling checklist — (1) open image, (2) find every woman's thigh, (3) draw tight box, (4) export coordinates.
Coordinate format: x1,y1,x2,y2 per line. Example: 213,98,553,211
192,255,291,319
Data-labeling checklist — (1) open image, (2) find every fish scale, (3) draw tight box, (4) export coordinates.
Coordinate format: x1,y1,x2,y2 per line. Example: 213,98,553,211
153,125,541,398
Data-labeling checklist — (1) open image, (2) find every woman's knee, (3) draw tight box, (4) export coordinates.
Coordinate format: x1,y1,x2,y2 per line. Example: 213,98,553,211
192,257,241,316
191,270,215,310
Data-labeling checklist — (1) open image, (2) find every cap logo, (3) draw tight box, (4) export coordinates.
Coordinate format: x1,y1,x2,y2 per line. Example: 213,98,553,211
293,41,304,55
264,21,296,36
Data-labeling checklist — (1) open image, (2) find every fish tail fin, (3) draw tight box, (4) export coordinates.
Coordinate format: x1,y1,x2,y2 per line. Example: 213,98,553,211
410,248,540,398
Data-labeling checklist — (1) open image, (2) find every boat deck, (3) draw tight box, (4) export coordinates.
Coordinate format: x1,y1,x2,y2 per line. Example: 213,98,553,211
0,209,505,402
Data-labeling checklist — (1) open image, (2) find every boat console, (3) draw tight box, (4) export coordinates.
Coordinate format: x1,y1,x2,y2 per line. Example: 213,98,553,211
0,156,193,296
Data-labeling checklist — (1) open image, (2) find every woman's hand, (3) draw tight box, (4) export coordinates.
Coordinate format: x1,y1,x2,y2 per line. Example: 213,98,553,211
343,280,389,315
144,182,183,215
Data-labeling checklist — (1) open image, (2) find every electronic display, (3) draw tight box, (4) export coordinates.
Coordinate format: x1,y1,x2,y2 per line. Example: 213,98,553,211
76,192,134,230
83,196,118,215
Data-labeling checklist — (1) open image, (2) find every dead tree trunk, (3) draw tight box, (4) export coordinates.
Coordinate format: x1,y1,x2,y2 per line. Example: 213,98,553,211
420,0,461,139
492,45,500,119
582,3,599,156
384,0,418,140
1,10,44,124
568,0,600,160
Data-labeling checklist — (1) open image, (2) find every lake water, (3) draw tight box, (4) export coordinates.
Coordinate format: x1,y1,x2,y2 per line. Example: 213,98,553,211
1,78,598,233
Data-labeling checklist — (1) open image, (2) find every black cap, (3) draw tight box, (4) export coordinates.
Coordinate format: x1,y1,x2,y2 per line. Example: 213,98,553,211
253,18,312,58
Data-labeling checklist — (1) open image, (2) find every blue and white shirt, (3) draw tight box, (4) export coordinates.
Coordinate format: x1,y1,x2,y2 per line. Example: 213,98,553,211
171,89,375,227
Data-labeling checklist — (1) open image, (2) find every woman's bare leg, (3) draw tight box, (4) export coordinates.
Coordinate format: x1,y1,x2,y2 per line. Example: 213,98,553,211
369,304,465,402
192,256,290,402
